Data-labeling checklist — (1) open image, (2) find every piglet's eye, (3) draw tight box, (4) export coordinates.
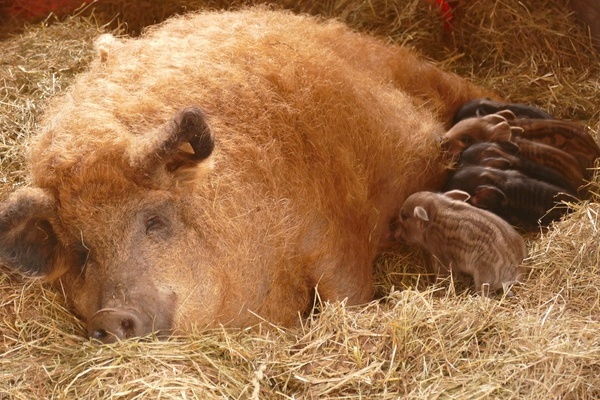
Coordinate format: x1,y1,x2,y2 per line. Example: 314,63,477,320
400,211,408,221
145,215,165,234
460,136,473,145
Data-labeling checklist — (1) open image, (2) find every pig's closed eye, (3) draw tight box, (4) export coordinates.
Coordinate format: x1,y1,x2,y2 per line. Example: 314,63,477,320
72,243,90,271
460,135,473,146
400,211,408,221
145,215,165,234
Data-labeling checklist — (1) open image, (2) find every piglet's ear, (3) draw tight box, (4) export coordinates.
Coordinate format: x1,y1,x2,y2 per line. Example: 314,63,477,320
496,140,520,154
130,106,215,181
494,109,516,121
489,122,512,142
471,185,506,209
481,157,512,170
0,188,71,280
414,206,429,222
444,190,471,202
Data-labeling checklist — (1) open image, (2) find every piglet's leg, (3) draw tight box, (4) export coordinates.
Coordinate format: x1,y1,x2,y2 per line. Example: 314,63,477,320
428,255,450,285
472,268,500,297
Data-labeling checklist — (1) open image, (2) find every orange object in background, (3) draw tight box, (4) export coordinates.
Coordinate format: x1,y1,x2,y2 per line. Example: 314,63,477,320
6,0,89,20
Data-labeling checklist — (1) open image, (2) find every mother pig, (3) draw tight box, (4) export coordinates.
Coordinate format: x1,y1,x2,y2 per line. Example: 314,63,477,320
0,8,492,343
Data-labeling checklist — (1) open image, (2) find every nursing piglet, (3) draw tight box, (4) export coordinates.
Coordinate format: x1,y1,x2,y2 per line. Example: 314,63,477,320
444,165,576,230
395,190,527,295
458,141,578,195
442,111,595,186
452,98,553,124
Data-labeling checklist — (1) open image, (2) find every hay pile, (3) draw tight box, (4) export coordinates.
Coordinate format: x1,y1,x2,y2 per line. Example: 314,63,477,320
1,0,600,398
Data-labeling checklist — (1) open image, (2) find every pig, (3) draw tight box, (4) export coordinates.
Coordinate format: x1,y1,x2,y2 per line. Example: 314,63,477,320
502,139,586,194
394,190,527,295
509,118,600,179
444,165,576,230
458,141,578,195
452,97,553,124
441,111,525,157
452,103,600,176
0,8,494,343
442,111,598,184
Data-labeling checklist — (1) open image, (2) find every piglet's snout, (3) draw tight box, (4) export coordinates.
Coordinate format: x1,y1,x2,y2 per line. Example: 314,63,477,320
88,308,147,344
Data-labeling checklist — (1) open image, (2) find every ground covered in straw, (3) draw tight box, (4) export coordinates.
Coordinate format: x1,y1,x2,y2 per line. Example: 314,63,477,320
1,0,600,398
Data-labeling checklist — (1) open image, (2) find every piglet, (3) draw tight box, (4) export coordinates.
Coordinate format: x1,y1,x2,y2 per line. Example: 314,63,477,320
444,165,577,230
452,98,553,124
395,190,527,295
509,118,600,179
446,108,600,175
441,112,589,194
458,141,578,195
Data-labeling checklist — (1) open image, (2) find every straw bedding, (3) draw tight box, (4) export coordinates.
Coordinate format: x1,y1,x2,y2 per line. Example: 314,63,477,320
1,0,599,398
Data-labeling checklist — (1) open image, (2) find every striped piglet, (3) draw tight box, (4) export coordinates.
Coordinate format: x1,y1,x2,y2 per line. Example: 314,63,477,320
395,190,527,295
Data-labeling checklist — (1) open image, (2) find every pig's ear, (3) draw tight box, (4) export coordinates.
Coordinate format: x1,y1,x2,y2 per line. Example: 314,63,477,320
509,125,524,139
471,185,506,209
444,190,471,202
495,109,516,121
496,140,520,154
413,206,429,222
0,188,72,280
481,157,512,170
489,122,512,141
130,107,215,182
94,33,123,64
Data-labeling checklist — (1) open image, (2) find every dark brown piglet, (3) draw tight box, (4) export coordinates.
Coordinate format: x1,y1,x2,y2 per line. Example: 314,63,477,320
509,138,586,193
444,165,576,230
442,112,589,194
458,142,579,196
452,98,553,124
445,110,599,177
509,118,600,179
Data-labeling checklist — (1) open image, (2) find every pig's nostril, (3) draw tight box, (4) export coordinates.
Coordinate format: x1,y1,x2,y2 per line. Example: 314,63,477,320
120,317,137,338
88,308,145,343
90,328,109,341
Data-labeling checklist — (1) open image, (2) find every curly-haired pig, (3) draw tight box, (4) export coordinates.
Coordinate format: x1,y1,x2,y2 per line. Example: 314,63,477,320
0,8,496,343
395,190,527,295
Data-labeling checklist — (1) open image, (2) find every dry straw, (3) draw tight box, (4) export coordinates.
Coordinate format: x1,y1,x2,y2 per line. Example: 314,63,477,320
1,0,600,398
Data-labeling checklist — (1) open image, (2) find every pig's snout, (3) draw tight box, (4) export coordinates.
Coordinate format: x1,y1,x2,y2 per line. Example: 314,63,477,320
88,308,147,343
439,138,463,158
438,137,451,152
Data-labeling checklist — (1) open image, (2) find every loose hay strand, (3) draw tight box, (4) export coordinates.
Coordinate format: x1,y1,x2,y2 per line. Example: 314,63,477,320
1,0,600,398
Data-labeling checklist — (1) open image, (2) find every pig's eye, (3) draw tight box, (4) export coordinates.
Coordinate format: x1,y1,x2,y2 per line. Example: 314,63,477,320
145,215,165,234
400,211,408,221
72,243,90,270
460,135,473,146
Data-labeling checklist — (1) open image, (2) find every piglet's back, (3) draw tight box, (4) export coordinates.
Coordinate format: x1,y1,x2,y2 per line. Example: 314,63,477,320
426,194,526,265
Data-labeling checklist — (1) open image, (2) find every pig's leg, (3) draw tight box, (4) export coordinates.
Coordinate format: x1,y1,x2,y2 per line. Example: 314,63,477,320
428,255,452,287
472,267,500,297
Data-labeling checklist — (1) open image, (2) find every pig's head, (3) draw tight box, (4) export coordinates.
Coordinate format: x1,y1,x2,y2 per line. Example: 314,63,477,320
395,193,431,246
444,165,509,195
0,107,218,343
394,190,471,245
440,111,523,157
458,141,520,169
